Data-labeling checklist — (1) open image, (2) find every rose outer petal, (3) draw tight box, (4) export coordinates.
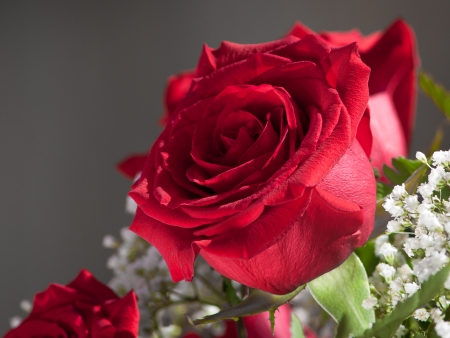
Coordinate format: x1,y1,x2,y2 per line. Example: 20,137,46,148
199,141,374,294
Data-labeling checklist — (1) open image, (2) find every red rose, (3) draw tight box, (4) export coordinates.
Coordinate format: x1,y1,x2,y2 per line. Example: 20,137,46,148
183,304,316,338
288,19,419,173
128,32,376,294
3,269,139,338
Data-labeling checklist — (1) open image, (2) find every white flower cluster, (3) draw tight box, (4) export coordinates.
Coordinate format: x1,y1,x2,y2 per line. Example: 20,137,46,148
104,227,224,337
363,151,450,337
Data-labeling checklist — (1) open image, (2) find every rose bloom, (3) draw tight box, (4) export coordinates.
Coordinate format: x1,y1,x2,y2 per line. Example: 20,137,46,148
124,31,376,294
288,19,419,173
182,304,316,338
4,270,139,338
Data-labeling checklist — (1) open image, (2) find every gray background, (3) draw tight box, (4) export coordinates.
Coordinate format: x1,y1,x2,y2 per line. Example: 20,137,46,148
1,1,450,332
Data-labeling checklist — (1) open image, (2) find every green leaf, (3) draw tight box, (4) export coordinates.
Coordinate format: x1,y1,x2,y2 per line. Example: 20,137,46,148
420,71,450,119
371,164,428,239
377,182,393,201
359,264,450,338
187,284,305,325
291,314,306,338
307,253,374,338
427,126,444,157
383,157,422,186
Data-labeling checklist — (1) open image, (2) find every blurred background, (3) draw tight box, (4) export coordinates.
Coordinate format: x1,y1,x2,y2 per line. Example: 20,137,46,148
1,0,450,331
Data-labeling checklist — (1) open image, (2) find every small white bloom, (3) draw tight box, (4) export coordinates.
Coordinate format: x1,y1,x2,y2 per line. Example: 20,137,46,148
362,297,378,310
19,299,32,313
390,278,403,293
125,195,137,215
392,184,407,199
387,220,403,233
398,264,413,281
102,235,119,249
419,234,434,248
417,183,435,198
416,151,428,164
431,308,444,322
376,263,396,280
403,241,414,257
383,197,404,217
378,242,398,262
440,296,449,310
394,324,406,338
374,235,389,256
444,222,450,235
404,282,420,296
419,210,443,231
120,227,137,244
413,308,430,322
9,316,21,329
429,166,446,186
404,195,420,212
432,150,449,166
435,320,450,338
444,273,450,290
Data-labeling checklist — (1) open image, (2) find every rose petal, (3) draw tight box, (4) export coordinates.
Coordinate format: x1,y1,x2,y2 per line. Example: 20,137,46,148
130,208,201,282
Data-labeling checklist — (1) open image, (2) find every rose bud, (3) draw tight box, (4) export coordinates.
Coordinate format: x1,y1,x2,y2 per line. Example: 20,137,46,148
287,19,419,174
128,32,376,295
3,269,139,338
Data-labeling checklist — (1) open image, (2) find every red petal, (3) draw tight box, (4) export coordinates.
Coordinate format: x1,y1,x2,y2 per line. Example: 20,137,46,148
117,154,148,179
130,208,200,282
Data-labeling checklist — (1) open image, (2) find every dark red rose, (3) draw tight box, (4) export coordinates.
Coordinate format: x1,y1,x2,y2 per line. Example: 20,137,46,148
182,304,314,338
162,71,196,124
128,32,376,294
287,19,419,174
3,269,139,338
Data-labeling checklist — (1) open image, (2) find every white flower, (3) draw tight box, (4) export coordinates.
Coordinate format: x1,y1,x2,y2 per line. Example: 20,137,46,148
376,263,396,280
374,235,389,256
387,220,403,233
440,296,449,310
418,234,434,248
432,150,449,166
9,316,22,329
403,241,414,257
390,278,403,293
398,264,413,281
378,242,398,262
404,282,420,296
414,250,449,283
416,151,428,164
102,235,119,249
392,184,407,199
362,297,378,310
19,299,32,313
435,321,450,338
413,308,430,322
431,308,444,322
125,195,137,214
418,210,443,231
444,273,450,290
417,183,435,198
444,222,450,235
383,197,404,217
404,195,420,212
429,166,446,186
394,324,406,338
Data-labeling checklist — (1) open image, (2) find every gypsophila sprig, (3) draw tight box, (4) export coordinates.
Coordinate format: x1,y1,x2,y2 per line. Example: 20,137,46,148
363,150,450,337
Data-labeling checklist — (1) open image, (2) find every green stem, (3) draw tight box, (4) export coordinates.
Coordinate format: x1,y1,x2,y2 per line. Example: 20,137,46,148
223,277,240,306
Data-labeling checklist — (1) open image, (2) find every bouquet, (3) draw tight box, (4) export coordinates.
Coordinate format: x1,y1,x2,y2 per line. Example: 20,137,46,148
6,18,450,338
